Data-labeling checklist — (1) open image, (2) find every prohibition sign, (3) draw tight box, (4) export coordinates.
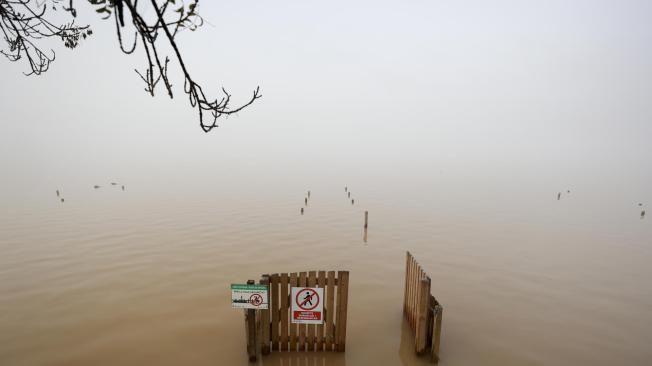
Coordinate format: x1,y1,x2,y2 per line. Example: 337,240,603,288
295,288,320,311
249,293,264,307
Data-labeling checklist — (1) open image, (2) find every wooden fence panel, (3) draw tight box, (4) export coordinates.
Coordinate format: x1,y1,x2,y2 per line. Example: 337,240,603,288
246,269,349,360
403,251,443,363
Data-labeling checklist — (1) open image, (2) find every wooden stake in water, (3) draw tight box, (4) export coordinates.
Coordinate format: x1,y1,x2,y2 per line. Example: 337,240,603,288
557,192,561,200
348,192,351,198
244,279,257,362
308,190,311,198
345,186,347,192
364,211,368,229
351,199,355,205
301,207,304,215
305,197,308,206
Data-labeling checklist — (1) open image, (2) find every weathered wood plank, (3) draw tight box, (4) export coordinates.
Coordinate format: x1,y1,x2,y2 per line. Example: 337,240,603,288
280,273,289,351
316,270,326,351
307,271,317,351
245,279,257,362
260,275,271,355
432,305,443,363
335,271,349,352
298,272,307,351
289,272,298,351
270,274,279,351
415,277,430,354
404,252,410,315
325,270,336,351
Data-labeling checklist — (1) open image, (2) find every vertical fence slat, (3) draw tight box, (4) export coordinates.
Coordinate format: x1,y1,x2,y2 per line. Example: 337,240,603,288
289,272,298,351
410,259,418,327
270,274,280,351
307,271,317,351
413,260,419,328
404,252,410,315
415,277,431,354
432,305,443,362
405,255,414,327
298,272,307,351
325,270,336,351
316,271,326,351
335,271,349,352
280,273,289,351
260,275,271,355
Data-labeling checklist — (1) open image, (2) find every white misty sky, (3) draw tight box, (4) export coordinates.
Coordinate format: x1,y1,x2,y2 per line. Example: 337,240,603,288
1,0,651,202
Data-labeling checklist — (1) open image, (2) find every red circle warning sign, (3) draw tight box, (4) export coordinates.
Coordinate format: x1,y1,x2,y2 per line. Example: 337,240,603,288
295,288,320,311
249,293,263,307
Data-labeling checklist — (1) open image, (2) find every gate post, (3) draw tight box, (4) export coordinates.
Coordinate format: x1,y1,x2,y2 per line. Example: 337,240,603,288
244,280,257,362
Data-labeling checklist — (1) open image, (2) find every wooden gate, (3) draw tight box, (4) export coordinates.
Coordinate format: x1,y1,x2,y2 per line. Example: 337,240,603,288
244,270,349,361
403,251,443,362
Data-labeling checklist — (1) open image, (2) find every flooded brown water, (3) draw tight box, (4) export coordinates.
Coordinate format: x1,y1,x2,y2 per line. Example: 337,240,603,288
1,168,651,366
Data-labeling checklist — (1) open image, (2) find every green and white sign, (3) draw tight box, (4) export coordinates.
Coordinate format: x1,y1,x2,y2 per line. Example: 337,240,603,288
231,284,269,309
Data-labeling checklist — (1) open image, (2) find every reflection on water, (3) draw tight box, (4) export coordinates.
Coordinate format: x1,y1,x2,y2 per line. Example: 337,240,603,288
259,352,346,366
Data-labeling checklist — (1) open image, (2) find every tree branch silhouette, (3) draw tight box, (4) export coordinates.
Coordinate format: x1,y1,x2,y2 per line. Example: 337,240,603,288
0,0,260,132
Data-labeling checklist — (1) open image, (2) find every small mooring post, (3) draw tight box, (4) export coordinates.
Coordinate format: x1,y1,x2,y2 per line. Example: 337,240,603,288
364,211,368,229
351,199,355,205
348,192,351,198
301,207,304,215
305,197,308,205
244,279,257,362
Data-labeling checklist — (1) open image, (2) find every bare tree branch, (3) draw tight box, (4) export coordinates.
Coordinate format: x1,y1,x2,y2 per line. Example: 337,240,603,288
0,0,260,132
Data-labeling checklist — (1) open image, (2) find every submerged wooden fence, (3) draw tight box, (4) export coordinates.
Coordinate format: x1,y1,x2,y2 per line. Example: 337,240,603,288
404,251,443,362
244,270,349,361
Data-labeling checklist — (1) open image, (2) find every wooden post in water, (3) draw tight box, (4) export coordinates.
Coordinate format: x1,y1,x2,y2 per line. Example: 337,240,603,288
364,211,368,229
245,279,257,362
260,276,271,355
415,277,431,354
431,305,443,363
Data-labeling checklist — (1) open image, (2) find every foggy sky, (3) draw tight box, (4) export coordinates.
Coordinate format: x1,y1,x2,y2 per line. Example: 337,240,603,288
1,0,651,205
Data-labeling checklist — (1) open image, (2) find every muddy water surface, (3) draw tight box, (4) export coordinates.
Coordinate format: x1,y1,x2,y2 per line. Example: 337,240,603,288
1,172,651,366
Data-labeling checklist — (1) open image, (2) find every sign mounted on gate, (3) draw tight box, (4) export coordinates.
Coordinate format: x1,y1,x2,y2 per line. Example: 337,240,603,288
231,284,269,309
291,287,324,324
